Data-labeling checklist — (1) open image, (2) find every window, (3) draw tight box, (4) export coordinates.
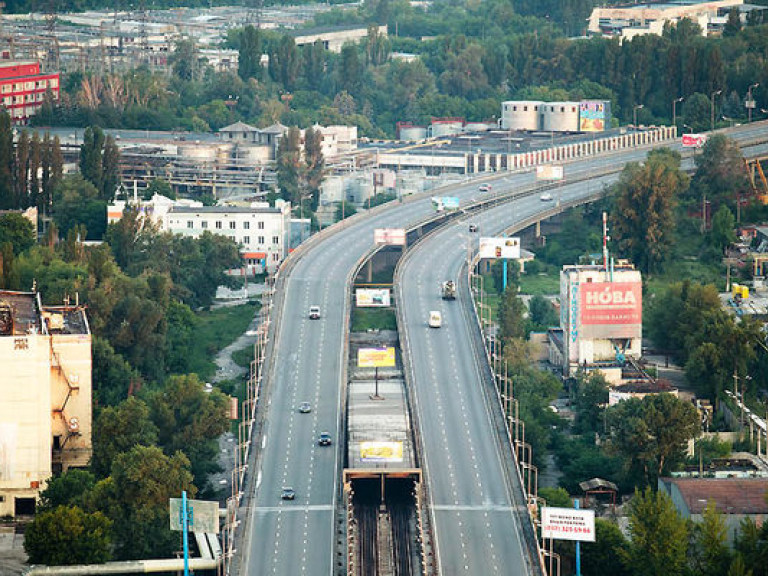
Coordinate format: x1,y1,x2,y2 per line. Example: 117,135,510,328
201,221,208,229
50,78,58,88
229,221,236,229
258,236,265,244
243,236,250,244
243,221,250,230
272,236,279,245
523,106,528,111
273,253,279,261
187,221,193,229
215,221,222,229
258,221,264,229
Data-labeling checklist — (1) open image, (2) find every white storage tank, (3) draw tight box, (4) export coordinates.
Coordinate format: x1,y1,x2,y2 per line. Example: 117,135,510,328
431,118,464,137
177,142,219,161
398,124,427,141
540,102,580,132
233,144,271,165
464,122,491,133
500,101,542,131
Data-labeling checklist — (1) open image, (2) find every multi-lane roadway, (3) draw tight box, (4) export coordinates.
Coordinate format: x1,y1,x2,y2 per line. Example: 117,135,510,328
239,121,768,576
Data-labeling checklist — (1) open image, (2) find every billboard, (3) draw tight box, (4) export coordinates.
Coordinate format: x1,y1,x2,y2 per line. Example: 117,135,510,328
541,507,596,542
580,281,642,339
579,101,609,132
358,347,396,368
374,228,406,246
356,288,391,307
536,165,564,181
478,237,521,260
682,133,707,148
431,196,460,212
169,498,220,533
360,441,403,463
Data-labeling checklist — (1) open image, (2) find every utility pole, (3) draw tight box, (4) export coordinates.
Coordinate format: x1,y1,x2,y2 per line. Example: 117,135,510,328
710,90,722,132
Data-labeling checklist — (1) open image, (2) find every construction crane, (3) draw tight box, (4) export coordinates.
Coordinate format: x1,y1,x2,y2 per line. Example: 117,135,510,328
745,156,768,204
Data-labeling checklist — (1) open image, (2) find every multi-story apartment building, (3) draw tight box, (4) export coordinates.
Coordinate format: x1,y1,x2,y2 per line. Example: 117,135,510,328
164,200,292,274
0,291,92,517
0,61,60,124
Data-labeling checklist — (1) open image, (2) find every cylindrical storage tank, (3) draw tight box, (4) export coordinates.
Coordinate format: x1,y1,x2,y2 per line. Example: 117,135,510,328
431,120,464,137
464,122,490,132
500,101,542,131
234,145,271,165
398,125,427,141
540,102,580,133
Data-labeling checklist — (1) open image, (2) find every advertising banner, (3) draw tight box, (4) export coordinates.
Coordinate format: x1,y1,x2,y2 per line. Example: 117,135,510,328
541,507,596,542
580,281,642,339
360,441,403,463
682,133,707,148
579,101,608,132
356,288,391,307
374,228,406,246
536,165,564,181
478,237,521,260
431,196,460,212
358,347,396,368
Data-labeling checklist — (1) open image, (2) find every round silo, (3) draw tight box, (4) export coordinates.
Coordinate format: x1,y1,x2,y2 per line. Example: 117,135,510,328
540,102,580,133
399,125,427,141
500,101,542,131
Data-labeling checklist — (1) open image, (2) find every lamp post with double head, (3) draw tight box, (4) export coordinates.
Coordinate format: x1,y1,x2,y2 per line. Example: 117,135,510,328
633,104,644,128
710,89,722,132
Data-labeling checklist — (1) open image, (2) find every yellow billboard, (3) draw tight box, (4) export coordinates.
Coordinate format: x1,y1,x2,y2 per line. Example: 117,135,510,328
360,441,403,462
357,347,396,368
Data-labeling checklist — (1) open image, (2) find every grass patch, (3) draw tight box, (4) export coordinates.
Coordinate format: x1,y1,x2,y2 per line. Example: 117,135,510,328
518,272,560,296
351,307,398,331
187,301,260,381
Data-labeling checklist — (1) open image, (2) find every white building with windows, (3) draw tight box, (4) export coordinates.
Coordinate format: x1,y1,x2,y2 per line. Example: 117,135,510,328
164,200,291,274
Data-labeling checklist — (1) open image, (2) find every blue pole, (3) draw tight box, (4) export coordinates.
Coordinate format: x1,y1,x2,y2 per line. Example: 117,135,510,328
575,498,581,576
182,490,189,576
503,259,508,292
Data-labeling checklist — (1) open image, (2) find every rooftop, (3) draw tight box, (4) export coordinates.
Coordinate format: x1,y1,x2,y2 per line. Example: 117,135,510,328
168,205,282,214
662,477,768,515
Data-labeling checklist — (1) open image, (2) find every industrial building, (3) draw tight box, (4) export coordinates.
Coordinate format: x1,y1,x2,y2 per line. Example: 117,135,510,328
555,262,643,379
499,100,612,133
0,60,59,124
587,0,757,40
163,200,292,274
0,291,92,518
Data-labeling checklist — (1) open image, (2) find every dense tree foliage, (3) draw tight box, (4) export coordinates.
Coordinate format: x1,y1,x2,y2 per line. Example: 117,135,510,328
24,506,113,565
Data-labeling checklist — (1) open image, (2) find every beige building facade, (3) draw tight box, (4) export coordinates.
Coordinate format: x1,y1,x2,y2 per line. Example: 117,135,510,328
0,291,92,517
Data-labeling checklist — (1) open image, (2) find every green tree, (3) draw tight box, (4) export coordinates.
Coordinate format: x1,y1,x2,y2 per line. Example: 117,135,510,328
101,135,121,201
304,126,325,210
574,372,609,435
582,519,630,576
238,25,263,81
99,445,196,560
38,469,96,511
691,135,750,208
145,177,175,200
623,488,689,576
165,299,197,374
611,148,687,274
271,35,301,90
24,506,112,565
14,129,30,208
171,38,201,82
528,295,557,329
335,200,357,221
0,109,13,208
277,126,301,206
681,93,712,133
691,501,731,576
498,283,528,340
539,486,572,508
150,374,230,485
52,174,107,240
79,126,105,193
709,204,736,251
0,213,35,255
92,336,141,408
723,7,742,36
91,397,159,478
29,131,42,210
338,44,364,96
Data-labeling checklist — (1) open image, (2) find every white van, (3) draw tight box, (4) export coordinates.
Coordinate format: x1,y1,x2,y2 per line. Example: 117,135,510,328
428,310,442,328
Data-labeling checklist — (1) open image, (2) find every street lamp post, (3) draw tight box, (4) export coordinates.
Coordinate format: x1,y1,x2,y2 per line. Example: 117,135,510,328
747,83,760,123
672,97,684,129
710,89,722,132
633,104,644,128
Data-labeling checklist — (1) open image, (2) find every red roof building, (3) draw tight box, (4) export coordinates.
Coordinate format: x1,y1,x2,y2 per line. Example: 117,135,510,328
0,61,59,124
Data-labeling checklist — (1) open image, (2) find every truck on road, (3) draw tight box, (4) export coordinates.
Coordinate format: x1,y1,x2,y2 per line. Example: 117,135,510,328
441,281,456,300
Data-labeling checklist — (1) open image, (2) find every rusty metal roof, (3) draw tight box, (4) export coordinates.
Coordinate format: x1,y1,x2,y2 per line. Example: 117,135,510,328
664,478,768,515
